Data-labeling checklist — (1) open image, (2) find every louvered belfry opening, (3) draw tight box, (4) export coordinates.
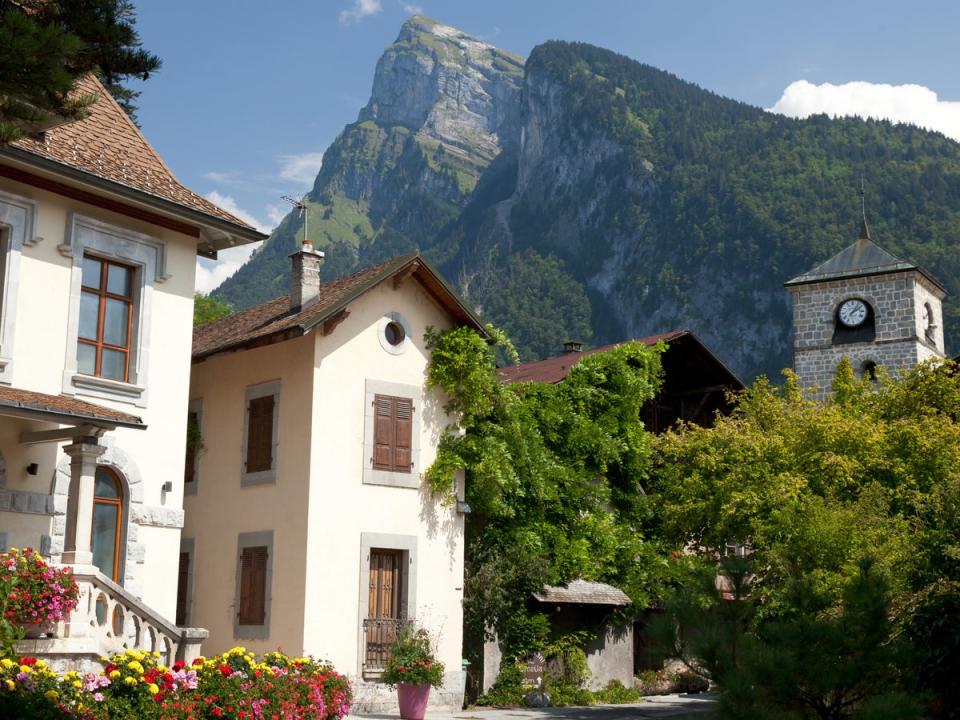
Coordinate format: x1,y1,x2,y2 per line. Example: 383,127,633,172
245,395,275,473
373,394,413,473
364,548,405,672
238,545,268,626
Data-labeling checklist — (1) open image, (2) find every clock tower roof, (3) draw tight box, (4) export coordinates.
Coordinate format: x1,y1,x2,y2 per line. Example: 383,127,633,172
785,230,946,294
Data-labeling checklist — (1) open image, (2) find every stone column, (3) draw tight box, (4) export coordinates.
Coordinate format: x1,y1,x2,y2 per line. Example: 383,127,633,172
61,438,106,566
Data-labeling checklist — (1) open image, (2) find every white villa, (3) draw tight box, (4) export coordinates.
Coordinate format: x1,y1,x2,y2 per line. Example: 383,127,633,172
183,246,484,711
0,75,264,666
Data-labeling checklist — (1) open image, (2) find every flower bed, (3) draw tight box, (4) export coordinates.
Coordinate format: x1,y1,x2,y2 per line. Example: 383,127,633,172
0,647,352,720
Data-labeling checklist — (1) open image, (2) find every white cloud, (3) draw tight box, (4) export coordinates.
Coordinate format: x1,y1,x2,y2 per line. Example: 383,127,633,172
768,80,960,143
278,152,324,186
339,0,382,25
403,3,423,14
194,242,262,293
195,191,275,293
265,203,287,228
205,191,271,233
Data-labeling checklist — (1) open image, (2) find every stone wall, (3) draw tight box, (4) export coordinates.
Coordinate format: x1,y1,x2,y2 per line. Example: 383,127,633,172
349,670,466,713
789,270,945,392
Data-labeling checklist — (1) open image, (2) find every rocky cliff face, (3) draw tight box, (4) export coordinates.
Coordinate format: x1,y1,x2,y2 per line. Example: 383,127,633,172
217,24,960,382
216,16,523,308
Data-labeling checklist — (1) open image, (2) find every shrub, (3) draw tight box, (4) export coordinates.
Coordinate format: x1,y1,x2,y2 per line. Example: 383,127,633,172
475,661,527,706
381,625,445,688
636,669,672,695
670,670,709,694
0,647,352,720
593,679,644,704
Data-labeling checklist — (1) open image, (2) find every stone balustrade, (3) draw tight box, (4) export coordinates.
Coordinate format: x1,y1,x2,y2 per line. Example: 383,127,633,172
16,564,207,673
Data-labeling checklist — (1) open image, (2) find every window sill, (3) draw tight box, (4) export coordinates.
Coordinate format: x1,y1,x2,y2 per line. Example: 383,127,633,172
241,469,276,487
362,467,419,489
233,623,270,640
66,372,146,407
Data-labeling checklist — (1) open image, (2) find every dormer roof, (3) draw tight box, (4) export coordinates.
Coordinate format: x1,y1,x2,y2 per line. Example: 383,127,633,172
785,227,946,294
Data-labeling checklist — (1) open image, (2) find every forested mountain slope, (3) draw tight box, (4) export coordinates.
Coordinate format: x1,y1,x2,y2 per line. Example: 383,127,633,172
217,20,960,381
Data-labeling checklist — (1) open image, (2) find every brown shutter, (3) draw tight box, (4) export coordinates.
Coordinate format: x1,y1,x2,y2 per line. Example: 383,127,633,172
369,549,402,619
239,545,268,625
246,395,275,473
373,395,394,470
184,411,198,485
175,551,190,626
394,398,413,473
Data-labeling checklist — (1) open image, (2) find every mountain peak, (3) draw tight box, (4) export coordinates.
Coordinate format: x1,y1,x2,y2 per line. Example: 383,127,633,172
359,16,524,159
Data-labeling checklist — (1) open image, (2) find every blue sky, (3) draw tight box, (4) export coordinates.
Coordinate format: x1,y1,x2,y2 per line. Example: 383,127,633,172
127,1,960,290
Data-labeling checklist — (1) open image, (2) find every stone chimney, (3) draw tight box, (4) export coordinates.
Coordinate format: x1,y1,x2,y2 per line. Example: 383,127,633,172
562,341,584,354
289,240,325,311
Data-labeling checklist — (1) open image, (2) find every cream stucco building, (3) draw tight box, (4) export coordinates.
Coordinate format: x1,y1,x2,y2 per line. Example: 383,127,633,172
183,248,484,711
0,75,264,665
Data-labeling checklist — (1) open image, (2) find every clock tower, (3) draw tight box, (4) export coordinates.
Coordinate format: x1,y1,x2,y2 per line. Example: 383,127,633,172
785,219,947,392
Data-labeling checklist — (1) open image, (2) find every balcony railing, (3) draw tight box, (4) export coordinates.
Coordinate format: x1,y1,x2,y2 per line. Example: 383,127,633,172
16,565,207,673
362,617,406,675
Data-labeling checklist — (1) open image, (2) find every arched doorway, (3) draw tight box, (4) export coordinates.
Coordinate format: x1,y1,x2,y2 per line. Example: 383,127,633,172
92,466,124,582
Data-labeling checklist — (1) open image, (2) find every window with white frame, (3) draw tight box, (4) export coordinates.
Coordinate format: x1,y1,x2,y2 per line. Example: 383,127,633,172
61,214,170,407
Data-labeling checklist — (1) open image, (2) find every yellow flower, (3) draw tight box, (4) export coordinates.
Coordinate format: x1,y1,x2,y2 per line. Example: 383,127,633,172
4,680,14,691
109,670,121,679
19,665,31,674
35,660,46,669
44,690,58,701
148,683,159,695
123,676,136,686
72,680,82,689
127,661,144,674
0,658,13,669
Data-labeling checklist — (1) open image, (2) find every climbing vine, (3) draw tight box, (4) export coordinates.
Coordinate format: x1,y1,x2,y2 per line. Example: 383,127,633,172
423,325,699,661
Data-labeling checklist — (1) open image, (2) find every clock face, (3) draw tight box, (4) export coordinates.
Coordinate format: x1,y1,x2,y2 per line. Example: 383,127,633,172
838,299,868,328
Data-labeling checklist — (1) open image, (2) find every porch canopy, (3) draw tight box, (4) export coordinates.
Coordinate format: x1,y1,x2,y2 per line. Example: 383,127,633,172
0,385,145,566
532,579,631,606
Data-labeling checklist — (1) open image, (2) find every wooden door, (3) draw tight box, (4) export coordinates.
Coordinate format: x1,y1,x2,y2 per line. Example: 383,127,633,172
366,549,403,668
175,551,190,626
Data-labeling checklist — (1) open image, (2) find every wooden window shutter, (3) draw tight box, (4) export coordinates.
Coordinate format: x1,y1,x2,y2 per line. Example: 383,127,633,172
176,551,190,626
372,395,413,473
184,411,198,485
394,398,413,473
239,545,268,625
373,395,395,470
246,395,275,473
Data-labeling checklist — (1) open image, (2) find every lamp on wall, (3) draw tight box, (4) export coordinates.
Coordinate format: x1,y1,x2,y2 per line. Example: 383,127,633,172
25,463,38,476
456,500,471,515
161,481,173,493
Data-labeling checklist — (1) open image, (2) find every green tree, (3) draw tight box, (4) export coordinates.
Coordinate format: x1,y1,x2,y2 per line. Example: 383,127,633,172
0,0,160,141
193,292,232,326
650,359,960,717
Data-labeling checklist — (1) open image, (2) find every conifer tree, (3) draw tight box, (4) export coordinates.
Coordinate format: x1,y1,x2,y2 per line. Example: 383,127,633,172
0,0,160,142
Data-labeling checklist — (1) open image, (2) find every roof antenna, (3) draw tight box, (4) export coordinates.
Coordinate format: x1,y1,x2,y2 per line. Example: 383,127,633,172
282,194,310,249
859,174,871,240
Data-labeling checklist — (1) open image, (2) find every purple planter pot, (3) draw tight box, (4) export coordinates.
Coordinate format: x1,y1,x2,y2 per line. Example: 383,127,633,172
397,682,432,720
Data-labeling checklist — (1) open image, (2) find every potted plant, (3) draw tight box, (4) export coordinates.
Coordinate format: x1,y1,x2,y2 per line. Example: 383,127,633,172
381,625,445,720
0,547,79,650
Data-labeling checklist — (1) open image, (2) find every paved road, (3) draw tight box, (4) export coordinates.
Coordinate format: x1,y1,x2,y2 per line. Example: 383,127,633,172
353,693,718,720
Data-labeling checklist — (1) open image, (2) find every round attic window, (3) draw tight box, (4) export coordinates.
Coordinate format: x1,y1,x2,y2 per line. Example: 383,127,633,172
378,313,411,355
384,320,406,346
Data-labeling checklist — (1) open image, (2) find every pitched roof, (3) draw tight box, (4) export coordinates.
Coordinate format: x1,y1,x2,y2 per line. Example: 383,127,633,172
193,253,486,360
0,386,144,429
532,579,631,606
785,224,945,292
498,330,689,384
4,74,263,241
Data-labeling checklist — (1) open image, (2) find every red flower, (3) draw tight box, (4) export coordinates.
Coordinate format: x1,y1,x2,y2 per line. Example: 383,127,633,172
19,657,37,666
219,664,233,677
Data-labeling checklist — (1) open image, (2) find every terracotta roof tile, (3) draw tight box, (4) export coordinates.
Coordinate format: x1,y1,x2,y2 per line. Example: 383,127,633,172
9,75,254,231
498,331,687,384
193,253,487,360
0,385,144,427
194,254,416,359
